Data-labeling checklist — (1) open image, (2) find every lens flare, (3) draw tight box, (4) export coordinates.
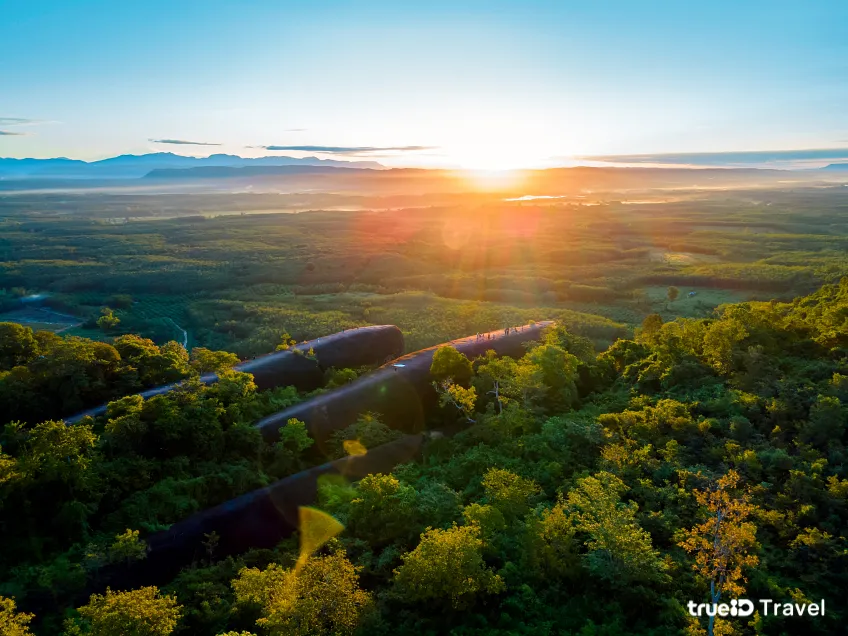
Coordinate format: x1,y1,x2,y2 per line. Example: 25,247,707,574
343,439,368,456
296,506,345,572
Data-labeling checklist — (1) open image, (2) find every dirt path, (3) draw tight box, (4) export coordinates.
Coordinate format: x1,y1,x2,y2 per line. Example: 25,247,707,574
0,307,82,333
164,317,188,348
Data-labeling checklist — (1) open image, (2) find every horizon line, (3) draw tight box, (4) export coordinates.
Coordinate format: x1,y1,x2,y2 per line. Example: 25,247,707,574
2,145,848,172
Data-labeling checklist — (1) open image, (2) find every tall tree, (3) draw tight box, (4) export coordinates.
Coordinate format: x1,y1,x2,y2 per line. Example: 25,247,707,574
474,351,518,414
430,346,473,386
97,308,121,332
392,524,504,608
638,314,664,346
667,286,680,302
679,470,759,636
232,550,372,636
482,468,540,520
190,347,239,374
0,596,34,635
434,381,477,423
64,586,182,636
0,323,38,370
567,471,665,584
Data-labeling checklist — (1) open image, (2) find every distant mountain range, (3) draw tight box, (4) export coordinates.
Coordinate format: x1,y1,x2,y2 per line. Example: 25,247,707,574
2,152,846,182
144,165,377,179
0,152,385,179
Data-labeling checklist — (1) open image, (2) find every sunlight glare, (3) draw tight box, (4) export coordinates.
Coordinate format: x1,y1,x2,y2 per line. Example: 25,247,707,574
296,506,344,571
461,168,527,192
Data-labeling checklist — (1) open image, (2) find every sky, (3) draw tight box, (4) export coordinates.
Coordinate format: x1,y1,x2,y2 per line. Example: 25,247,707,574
1,0,847,169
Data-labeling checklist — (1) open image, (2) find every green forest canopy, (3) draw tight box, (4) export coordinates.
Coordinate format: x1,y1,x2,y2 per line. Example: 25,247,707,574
4,187,848,355
2,278,848,634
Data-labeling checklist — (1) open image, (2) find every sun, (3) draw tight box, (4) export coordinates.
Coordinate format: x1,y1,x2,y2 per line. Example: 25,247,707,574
448,142,547,171
443,140,544,190
452,150,527,171
461,168,527,191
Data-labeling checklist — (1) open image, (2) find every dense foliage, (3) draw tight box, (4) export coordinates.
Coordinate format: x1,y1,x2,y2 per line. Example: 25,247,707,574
7,186,848,356
3,278,848,634
0,327,237,424
0,330,314,633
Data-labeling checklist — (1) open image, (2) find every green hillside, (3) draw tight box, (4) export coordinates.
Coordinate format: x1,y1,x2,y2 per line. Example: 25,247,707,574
2,279,847,634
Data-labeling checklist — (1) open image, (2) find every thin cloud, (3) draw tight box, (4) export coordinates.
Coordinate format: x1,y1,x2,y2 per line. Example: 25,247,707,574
0,116,52,135
579,148,848,167
285,128,307,132
254,144,437,155
149,138,222,146
0,117,40,126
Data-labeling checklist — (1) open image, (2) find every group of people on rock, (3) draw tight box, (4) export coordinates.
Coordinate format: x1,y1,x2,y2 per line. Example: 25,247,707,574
474,325,526,341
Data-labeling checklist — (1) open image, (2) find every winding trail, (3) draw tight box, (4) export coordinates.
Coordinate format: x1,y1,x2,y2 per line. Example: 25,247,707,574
164,317,188,348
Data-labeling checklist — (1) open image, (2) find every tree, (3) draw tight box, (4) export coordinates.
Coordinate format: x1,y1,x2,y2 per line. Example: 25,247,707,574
638,314,664,345
139,383,226,460
267,418,314,477
109,294,134,309
392,524,504,608
1,336,130,423
0,444,18,487
521,344,579,411
275,333,297,351
103,394,146,453
482,468,541,519
325,367,357,388
597,339,651,375
567,472,664,584
277,418,313,454
206,370,257,412
0,323,38,371
430,346,473,386
667,286,680,302
474,351,518,414
434,381,477,423
800,395,846,447
232,550,372,636
702,318,748,375
678,470,759,636
0,596,34,635
542,323,595,363
527,500,581,579
462,503,506,540
114,335,189,386
15,419,97,489
1,419,99,552
190,347,239,374
97,307,121,332
65,587,182,636
328,412,401,459
108,529,147,565
84,529,148,571
476,349,548,413
480,402,536,438
346,473,419,545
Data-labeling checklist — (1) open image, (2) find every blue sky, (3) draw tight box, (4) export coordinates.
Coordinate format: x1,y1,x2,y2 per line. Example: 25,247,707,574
1,0,847,168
